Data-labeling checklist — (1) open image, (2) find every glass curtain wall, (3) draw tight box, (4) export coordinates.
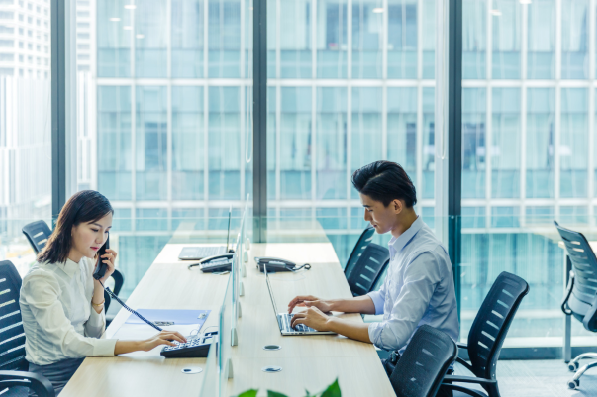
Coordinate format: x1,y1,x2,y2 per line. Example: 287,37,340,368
66,0,252,297
0,0,51,276
460,0,596,346
267,0,436,263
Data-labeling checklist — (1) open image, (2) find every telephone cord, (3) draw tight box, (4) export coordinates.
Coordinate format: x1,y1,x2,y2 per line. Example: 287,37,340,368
99,280,163,332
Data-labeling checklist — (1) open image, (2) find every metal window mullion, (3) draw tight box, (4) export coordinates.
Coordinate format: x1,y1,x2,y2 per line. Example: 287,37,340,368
447,0,462,319
485,0,492,223
166,0,172,232
253,0,267,242
520,1,528,227
588,0,596,227
240,0,246,203
416,84,423,210
275,84,280,206
203,0,209,225
51,0,66,218
382,84,387,160
312,0,317,204
382,0,387,80
417,0,423,81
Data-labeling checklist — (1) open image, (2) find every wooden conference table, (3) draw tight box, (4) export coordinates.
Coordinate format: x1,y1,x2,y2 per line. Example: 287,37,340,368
60,243,395,397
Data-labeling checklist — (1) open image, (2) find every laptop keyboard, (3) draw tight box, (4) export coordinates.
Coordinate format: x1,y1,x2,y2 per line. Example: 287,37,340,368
196,246,225,257
279,313,317,333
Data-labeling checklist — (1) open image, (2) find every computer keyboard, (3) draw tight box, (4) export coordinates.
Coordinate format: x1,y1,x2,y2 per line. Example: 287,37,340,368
279,313,317,333
160,331,218,358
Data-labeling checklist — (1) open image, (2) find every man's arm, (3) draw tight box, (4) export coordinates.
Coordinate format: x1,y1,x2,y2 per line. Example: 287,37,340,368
290,306,372,344
288,294,377,314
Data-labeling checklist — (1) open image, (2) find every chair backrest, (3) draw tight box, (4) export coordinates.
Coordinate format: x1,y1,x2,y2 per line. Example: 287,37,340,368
390,325,457,397
555,222,597,315
0,260,28,371
22,220,52,254
370,258,390,292
467,271,529,381
346,243,390,296
345,226,375,275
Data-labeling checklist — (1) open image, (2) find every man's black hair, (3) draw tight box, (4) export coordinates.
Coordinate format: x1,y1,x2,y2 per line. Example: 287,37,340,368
351,160,417,207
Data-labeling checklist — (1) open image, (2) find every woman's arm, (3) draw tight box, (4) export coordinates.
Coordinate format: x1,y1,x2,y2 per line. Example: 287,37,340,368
114,331,187,355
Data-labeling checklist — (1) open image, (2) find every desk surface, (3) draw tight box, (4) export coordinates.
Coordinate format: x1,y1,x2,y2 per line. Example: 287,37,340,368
60,243,394,397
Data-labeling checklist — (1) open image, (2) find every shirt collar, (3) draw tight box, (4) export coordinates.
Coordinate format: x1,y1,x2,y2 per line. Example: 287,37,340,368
58,257,83,278
388,216,424,255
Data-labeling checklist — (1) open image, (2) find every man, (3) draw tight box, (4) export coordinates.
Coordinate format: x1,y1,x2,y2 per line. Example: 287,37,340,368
288,160,459,377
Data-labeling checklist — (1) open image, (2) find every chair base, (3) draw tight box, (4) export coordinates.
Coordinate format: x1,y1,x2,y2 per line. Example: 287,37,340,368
567,353,597,371
567,359,597,390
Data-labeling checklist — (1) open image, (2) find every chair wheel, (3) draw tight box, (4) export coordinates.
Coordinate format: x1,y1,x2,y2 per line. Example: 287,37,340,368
568,361,579,371
568,379,579,390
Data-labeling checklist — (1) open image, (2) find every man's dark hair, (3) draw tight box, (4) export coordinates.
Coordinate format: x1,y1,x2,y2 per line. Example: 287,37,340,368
351,160,417,207
38,190,114,264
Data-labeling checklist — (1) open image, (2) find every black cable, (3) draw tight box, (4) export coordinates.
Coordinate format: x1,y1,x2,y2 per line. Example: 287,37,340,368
99,280,163,332
290,263,311,272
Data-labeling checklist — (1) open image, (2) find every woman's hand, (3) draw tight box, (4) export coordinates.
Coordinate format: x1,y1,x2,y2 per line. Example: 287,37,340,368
114,331,188,355
95,249,117,284
140,330,187,352
288,295,333,314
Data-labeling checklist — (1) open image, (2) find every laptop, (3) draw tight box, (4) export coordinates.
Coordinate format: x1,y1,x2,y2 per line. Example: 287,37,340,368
264,264,336,336
178,208,232,260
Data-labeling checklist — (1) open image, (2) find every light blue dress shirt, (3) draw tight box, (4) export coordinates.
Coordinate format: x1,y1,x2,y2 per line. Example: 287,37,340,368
366,216,459,353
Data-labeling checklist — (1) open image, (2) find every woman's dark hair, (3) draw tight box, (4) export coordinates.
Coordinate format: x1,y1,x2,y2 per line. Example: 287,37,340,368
38,190,114,264
351,160,417,208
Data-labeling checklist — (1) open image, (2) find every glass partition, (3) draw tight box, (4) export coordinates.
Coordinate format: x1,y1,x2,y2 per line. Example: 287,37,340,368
198,331,218,397
218,272,234,393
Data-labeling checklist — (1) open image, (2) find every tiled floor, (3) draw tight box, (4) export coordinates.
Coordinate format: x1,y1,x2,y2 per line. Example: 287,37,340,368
453,359,597,397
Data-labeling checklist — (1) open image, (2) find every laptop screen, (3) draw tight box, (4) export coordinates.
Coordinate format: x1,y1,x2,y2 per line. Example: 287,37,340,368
264,265,280,317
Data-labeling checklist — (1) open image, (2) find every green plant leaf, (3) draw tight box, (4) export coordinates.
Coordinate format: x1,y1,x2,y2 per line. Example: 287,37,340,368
320,378,341,397
267,391,289,397
237,390,258,397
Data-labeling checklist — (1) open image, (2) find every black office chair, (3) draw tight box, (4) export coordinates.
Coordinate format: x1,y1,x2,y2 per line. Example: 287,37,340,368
344,225,375,275
22,221,52,255
22,220,125,317
390,324,457,397
555,221,597,390
0,260,55,397
346,243,390,296
441,271,530,397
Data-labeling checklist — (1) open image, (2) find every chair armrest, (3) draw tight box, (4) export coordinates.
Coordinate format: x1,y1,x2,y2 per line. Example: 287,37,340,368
444,375,497,386
561,270,574,315
456,342,468,349
0,370,55,397
582,292,597,331
440,384,487,397
455,356,475,373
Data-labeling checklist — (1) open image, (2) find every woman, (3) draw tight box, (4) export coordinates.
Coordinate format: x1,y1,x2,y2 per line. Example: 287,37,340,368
20,190,186,396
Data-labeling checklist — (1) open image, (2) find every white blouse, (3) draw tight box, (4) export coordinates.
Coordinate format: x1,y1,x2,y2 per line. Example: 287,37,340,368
19,256,118,365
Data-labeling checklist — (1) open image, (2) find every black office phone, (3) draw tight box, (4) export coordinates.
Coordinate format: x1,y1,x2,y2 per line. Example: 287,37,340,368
93,236,109,280
255,256,311,273
160,331,218,358
187,253,234,272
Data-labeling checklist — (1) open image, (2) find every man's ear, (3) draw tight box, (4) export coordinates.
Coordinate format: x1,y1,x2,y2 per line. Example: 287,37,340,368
392,199,403,214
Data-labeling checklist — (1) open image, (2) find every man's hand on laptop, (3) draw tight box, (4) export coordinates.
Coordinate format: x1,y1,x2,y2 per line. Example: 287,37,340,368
290,306,331,331
288,295,333,314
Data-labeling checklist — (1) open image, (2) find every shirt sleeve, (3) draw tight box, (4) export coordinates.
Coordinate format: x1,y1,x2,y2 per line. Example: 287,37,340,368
21,270,117,358
366,274,387,316
367,252,442,351
84,303,107,339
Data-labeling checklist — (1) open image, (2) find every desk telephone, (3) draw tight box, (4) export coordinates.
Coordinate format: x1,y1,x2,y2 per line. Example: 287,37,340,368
94,236,215,357
187,253,235,272
255,257,311,273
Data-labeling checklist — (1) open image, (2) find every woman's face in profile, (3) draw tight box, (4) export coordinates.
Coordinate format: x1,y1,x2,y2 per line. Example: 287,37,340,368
71,213,113,259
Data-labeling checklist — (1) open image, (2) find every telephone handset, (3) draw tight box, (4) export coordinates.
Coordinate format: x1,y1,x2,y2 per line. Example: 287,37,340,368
93,235,110,280
187,253,235,272
255,256,311,273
